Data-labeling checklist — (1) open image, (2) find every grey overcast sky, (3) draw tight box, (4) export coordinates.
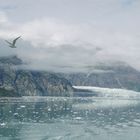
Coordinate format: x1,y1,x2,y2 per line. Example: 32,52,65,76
0,0,140,72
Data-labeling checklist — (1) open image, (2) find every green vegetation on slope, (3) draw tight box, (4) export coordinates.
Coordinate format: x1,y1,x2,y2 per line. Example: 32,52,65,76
0,88,20,97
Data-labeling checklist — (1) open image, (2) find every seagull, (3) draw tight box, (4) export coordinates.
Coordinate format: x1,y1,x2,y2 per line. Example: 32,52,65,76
5,36,21,48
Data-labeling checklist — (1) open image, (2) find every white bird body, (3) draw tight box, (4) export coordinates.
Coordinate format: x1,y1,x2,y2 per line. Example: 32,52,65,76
5,36,21,48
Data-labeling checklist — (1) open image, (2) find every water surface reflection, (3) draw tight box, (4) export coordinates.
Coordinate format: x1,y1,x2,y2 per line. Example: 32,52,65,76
0,97,140,140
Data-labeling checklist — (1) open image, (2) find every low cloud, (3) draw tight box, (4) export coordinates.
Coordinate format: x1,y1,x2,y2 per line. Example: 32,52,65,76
0,9,140,72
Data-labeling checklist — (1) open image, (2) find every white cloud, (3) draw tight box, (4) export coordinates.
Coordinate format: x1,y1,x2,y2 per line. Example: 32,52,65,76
0,0,140,73
20,18,83,47
0,11,8,24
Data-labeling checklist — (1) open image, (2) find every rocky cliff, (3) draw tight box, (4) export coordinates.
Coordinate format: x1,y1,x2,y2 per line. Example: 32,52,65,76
0,56,73,97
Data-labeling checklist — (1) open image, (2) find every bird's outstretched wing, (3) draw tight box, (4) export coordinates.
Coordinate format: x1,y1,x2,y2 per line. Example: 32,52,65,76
5,40,12,45
13,36,21,45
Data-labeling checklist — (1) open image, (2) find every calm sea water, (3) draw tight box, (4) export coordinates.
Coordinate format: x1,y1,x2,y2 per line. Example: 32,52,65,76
0,96,140,140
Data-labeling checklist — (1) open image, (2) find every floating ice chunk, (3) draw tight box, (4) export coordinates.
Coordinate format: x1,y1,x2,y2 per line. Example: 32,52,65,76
14,113,18,116
75,117,82,120
20,105,26,108
0,123,6,126
48,108,51,111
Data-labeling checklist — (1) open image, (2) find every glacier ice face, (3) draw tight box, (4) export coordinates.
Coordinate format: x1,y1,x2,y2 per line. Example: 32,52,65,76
73,86,140,99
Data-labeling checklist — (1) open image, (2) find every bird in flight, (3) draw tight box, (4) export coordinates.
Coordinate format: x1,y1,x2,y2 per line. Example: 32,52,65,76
5,36,21,48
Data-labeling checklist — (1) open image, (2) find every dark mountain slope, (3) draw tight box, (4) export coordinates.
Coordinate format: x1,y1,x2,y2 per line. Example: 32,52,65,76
0,56,73,97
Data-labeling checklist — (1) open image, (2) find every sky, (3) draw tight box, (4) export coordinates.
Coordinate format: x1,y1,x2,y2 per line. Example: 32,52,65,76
0,0,140,72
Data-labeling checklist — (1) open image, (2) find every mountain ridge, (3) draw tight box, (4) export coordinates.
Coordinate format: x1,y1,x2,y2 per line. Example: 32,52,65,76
0,55,73,97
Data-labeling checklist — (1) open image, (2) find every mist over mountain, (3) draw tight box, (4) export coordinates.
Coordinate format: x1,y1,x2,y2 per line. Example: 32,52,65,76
1,1,140,72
